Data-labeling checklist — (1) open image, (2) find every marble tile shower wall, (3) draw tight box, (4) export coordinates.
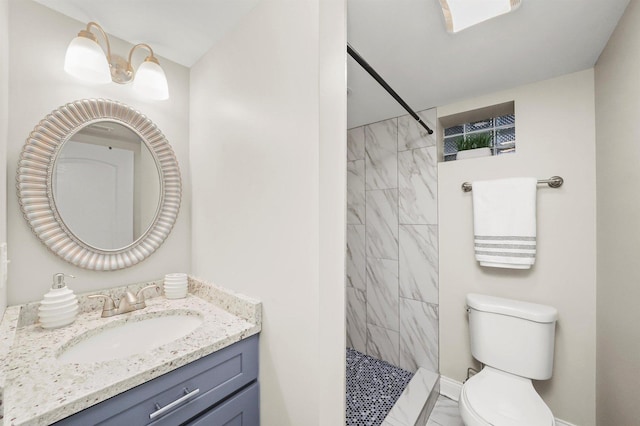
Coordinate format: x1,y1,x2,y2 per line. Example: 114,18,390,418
346,109,439,374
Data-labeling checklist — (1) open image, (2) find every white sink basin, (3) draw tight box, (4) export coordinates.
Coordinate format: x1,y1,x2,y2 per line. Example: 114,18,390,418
57,313,203,363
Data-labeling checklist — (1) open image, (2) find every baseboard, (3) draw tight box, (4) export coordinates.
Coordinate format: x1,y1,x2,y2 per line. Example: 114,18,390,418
439,376,462,401
439,375,577,426
554,420,578,426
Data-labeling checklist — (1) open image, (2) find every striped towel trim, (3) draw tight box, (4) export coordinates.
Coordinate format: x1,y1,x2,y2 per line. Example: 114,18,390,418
474,235,536,264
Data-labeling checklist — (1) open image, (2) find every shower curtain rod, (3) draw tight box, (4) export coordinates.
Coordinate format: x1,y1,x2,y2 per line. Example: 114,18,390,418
347,43,433,135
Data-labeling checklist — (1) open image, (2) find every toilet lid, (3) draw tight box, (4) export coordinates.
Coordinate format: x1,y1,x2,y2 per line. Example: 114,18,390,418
462,368,554,426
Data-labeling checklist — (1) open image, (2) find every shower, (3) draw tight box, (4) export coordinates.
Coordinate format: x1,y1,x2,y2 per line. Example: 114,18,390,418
345,45,440,425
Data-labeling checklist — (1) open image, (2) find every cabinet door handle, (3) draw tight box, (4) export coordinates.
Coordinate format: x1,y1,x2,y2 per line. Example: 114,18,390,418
149,387,200,420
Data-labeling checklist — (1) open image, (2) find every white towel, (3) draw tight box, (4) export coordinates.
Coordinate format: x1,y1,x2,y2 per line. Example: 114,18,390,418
472,177,537,269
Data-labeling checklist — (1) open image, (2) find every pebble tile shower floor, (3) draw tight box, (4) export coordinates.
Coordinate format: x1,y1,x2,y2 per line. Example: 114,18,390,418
346,348,414,426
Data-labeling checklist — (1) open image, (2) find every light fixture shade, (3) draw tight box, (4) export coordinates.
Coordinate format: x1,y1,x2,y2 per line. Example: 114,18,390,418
440,0,521,33
132,60,169,100
64,36,111,84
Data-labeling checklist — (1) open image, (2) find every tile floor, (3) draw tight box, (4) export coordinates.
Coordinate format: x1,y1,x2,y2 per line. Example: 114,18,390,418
346,348,414,426
426,396,464,426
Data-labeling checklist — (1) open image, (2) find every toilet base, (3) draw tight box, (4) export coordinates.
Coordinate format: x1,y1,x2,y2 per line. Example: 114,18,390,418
458,367,555,426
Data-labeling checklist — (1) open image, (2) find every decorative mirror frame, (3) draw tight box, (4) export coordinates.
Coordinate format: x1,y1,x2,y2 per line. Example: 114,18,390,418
16,99,181,271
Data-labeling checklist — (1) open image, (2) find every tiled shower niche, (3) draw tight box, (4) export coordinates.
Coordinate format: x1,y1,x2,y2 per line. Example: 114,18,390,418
346,108,439,375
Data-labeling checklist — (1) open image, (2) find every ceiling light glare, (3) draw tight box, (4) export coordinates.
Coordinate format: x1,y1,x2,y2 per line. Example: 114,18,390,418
133,59,170,101
64,34,111,84
440,0,522,33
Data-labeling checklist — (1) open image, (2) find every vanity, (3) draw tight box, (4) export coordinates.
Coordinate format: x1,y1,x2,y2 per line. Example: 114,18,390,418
0,277,262,425
4,100,264,424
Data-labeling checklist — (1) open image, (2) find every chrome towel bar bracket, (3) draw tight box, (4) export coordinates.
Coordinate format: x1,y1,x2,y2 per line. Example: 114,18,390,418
461,176,564,192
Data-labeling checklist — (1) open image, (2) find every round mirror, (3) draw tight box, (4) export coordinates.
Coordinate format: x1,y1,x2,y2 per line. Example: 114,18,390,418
17,99,181,270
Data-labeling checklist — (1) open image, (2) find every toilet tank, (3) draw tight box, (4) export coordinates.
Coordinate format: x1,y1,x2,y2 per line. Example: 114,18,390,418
467,293,558,380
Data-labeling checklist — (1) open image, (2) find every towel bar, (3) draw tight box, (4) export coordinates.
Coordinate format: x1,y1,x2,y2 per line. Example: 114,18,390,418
461,176,564,192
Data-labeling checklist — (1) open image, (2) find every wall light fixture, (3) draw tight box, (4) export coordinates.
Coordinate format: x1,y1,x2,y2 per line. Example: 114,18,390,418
64,21,169,100
439,0,522,33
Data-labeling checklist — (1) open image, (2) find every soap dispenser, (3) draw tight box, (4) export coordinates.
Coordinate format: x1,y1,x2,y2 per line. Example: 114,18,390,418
38,273,79,329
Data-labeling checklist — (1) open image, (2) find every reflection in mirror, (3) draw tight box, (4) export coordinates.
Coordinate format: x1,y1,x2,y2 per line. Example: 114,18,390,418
53,122,161,250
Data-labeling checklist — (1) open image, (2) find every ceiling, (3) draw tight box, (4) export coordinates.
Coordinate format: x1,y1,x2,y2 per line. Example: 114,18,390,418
34,0,630,129
347,0,630,128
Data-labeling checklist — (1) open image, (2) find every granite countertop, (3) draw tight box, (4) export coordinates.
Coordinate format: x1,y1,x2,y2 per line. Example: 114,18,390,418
0,277,261,426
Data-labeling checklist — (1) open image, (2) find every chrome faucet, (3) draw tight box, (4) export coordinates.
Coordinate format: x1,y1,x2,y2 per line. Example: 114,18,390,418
89,285,159,318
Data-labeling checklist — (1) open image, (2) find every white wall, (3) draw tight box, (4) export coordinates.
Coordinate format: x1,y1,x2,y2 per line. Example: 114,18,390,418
7,0,191,304
189,0,346,424
594,0,640,424
438,70,597,425
318,0,348,423
0,0,8,317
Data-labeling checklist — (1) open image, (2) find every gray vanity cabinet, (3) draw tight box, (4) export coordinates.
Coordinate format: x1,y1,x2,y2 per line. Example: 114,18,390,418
53,334,259,426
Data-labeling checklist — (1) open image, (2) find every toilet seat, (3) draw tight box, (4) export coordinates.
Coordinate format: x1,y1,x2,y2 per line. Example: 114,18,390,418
459,367,555,426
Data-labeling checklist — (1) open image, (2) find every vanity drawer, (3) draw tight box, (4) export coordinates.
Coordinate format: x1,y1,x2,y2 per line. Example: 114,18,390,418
186,381,259,426
54,334,258,426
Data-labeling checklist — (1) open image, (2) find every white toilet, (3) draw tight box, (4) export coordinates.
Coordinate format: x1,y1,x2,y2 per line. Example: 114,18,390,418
459,293,558,426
